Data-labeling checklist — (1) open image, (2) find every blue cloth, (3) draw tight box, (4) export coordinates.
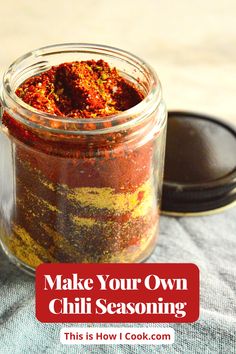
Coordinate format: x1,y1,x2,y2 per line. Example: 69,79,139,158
0,207,236,354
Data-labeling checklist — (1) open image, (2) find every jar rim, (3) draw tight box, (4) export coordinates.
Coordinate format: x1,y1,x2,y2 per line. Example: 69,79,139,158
2,43,163,135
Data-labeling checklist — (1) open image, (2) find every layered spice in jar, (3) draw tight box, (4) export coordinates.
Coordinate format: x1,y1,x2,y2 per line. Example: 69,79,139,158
0,44,167,274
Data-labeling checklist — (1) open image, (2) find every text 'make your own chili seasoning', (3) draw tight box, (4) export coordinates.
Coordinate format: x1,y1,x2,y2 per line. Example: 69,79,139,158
0,44,167,275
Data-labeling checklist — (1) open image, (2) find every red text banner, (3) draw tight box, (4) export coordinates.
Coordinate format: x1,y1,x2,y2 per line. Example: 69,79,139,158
36,263,199,323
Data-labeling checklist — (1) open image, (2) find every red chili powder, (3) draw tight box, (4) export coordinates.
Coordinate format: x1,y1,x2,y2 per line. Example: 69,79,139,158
16,60,143,118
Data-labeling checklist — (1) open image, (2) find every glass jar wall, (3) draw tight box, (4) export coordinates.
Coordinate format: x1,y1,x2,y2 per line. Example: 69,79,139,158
0,44,167,275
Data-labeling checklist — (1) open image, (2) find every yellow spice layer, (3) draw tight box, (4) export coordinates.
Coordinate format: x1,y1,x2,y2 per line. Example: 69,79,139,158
2,225,56,268
66,179,154,216
2,221,158,269
1,161,158,268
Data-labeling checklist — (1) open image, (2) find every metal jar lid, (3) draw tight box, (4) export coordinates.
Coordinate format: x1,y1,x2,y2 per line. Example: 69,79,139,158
162,111,236,216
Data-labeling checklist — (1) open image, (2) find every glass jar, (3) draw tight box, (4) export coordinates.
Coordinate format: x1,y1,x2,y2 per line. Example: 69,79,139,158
0,44,167,275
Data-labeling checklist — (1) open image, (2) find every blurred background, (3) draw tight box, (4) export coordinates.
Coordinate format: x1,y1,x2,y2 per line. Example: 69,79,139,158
1,0,235,124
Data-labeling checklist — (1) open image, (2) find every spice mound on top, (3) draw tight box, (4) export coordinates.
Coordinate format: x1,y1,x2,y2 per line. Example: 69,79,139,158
16,60,143,118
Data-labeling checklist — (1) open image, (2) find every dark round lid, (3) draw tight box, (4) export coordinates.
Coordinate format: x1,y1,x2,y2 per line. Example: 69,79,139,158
162,111,236,215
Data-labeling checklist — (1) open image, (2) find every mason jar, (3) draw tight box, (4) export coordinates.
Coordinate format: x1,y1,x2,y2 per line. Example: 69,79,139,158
0,44,167,275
